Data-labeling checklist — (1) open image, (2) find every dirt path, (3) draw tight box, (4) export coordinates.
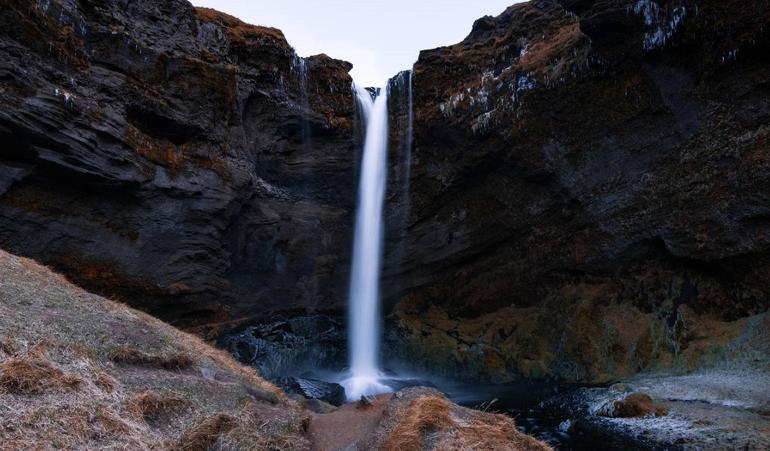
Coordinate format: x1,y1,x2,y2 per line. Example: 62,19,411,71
309,394,393,451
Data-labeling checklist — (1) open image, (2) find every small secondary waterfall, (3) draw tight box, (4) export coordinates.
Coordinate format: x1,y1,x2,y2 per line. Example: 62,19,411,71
390,71,414,276
293,55,312,155
342,83,390,400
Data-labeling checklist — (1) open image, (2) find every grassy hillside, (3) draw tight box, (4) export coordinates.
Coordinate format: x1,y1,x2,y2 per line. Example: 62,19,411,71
0,249,553,450
0,250,309,450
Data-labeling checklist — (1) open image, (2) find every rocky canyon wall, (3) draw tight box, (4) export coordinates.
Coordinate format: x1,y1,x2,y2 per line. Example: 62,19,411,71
0,0,358,333
1,0,769,385
382,0,770,383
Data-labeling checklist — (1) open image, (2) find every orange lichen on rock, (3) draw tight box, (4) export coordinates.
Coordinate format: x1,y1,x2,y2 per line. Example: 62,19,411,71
191,153,233,183
8,0,90,69
612,393,669,418
194,7,289,49
0,183,56,213
47,252,166,307
125,123,185,173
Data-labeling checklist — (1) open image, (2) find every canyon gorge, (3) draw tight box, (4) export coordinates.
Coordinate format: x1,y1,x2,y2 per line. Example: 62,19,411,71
1,0,769,449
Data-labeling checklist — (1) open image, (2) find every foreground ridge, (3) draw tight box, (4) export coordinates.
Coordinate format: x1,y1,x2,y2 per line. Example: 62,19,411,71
0,249,309,449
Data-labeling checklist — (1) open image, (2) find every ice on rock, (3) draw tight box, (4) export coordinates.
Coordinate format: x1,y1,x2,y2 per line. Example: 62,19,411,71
54,88,76,106
471,109,496,134
630,0,688,51
516,74,537,92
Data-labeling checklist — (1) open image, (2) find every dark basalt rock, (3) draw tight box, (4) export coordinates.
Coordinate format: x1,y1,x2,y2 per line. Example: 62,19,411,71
222,315,346,379
533,372,770,449
278,376,346,407
381,377,437,392
0,0,358,332
2,0,770,391
381,0,770,383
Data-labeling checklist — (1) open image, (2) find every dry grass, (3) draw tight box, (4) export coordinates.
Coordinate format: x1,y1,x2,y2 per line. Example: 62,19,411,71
383,395,454,450
613,393,669,418
374,388,553,451
94,405,134,435
126,391,193,423
109,346,194,370
440,413,552,451
0,249,307,450
194,7,288,46
177,413,237,451
0,250,550,451
0,357,81,394
94,369,118,392
0,339,17,358
214,401,311,451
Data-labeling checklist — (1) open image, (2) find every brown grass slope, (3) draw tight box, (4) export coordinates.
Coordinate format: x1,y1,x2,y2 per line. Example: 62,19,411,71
364,388,553,451
0,250,310,450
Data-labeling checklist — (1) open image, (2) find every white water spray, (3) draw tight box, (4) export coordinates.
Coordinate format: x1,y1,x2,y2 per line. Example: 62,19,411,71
342,83,390,400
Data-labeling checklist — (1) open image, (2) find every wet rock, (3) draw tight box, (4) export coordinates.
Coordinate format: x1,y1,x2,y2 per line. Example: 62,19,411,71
608,383,632,394
358,395,376,408
221,315,345,379
540,371,770,449
279,376,346,407
381,377,437,392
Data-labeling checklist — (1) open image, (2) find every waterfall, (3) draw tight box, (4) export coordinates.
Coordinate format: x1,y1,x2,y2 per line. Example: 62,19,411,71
292,55,312,155
402,71,414,195
342,83,390,400
393,70,414,256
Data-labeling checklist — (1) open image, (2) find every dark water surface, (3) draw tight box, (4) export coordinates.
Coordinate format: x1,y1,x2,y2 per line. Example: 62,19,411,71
281,362,636,450
439,381,615,451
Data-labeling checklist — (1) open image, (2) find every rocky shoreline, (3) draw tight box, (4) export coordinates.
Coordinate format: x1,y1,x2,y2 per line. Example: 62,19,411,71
537,371,770,449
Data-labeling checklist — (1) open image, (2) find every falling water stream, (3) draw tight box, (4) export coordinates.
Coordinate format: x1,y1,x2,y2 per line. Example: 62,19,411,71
341,84,391,400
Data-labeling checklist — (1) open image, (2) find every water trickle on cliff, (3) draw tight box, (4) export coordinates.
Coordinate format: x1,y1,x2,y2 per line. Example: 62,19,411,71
394,70,414,244
342,83,390,400
292,55,312,153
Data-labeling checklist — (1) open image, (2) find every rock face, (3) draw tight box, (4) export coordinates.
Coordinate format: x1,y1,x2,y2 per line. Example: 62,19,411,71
383,0,770,383
278,376,346,406
538,372,770,449
222,315,346,379
0,0,358,331
2,0,770,388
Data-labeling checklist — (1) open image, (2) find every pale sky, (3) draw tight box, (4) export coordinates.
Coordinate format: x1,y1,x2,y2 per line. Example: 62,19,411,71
191,0,521,87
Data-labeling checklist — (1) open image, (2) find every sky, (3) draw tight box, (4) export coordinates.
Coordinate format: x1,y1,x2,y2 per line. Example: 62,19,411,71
191,0,521,87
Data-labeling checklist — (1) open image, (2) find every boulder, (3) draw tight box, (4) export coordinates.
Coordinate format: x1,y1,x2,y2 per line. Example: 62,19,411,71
595,392,668,418
279,376,346,406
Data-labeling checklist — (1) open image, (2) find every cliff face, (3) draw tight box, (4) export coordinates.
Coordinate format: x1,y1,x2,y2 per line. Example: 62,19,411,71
0,0,358,332
2,0,769,386
384,0,770,382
